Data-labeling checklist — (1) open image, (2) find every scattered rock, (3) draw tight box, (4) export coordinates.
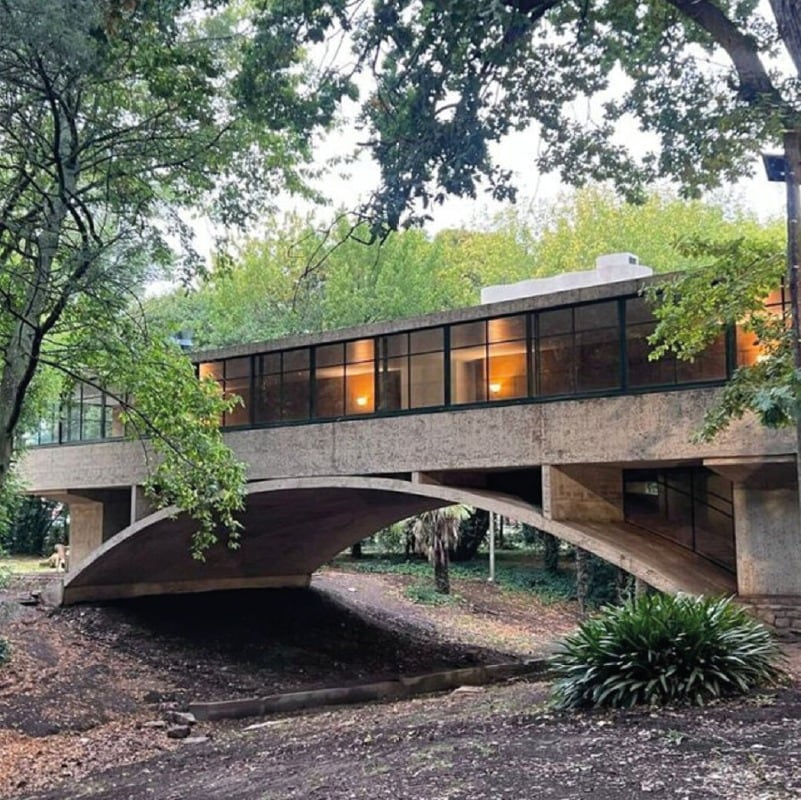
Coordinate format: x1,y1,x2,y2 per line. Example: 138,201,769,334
451,685,485,695
182,736,210,745
243,720,283,732
166,725,191,740
140,720,167,730
166,711,196,726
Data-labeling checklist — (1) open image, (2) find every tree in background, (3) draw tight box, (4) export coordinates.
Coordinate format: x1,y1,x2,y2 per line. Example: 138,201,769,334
411,507,467,594
261,2,799,232
0,497,66,557
148,189,778,350
527,188,784,277
0,1,350,554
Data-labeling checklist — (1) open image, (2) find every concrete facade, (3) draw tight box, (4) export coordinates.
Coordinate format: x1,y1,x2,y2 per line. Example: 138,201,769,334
17,272,801,605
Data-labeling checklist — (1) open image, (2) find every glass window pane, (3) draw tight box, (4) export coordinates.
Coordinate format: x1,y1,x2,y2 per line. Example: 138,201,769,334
488,343,527,400
255,373,281,423
676,335,727,383
539,335,574,395
284,348,309,372
282,370,310,420
575,301,618,331
409,352,444,407
346,338,374,364
225,357,250,379
451,345,486,405
224,377,250,426
539,308,572,336
346,364,375,414
199,361,223,380
382,333,408,358
316,343,344,368
410,327,443,354
626,297,656,325
315,364,344,417
260,352,281,375
378,357,406,411
627,321,676,388
83,404,103,440
488,315,526,344
451,321,485,349
576,327,620,392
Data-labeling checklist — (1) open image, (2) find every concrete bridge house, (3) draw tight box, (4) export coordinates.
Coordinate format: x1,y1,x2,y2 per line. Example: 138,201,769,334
19,254,801,625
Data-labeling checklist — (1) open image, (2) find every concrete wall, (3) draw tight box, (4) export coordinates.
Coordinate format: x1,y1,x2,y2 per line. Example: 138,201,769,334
19,387,794,495
734,484,801,596
543,465,624,522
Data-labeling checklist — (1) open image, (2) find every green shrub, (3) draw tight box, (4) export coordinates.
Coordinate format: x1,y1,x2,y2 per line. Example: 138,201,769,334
550,594,783,709
0,636,10,667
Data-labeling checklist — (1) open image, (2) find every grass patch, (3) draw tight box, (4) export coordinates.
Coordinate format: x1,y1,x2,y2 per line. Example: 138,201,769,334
0,555,52,575
404,583,459,606
334,552,575,604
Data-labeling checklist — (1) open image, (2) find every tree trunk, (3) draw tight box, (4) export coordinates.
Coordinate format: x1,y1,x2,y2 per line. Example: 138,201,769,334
497,514,505,548
433,536,450,594
575,547,590,615
770,2,801,74
450,508,489,561
350,541,363,559
782,130,801,545
543,532,559,573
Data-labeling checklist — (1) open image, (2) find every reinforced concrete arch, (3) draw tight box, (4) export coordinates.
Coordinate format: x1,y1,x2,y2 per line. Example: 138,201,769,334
62,475,735,604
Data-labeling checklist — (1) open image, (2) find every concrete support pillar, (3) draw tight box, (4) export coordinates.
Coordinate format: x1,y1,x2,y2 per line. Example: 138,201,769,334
62,488,133,569
733,483,801,596
68,499,105,569
543,464,624,522
130,485,155,523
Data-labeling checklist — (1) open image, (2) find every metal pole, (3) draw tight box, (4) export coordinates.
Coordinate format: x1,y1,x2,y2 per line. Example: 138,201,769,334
488,511,495,583
783,130,801,530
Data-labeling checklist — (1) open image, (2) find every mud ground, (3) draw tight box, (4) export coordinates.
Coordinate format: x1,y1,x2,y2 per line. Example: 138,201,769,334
1,568,800,800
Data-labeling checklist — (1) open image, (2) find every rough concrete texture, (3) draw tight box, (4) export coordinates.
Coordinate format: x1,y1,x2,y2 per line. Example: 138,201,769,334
19,388,794,494
61,476,736,604
734,484,801,596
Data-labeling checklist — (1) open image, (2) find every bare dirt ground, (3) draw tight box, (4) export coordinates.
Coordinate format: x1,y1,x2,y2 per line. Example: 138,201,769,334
1,567,800,800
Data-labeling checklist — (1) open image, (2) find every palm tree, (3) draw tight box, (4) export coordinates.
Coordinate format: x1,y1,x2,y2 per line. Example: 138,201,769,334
411,506,467,594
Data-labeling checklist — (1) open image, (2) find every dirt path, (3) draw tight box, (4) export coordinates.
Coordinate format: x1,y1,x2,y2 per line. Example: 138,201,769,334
1,571,800,799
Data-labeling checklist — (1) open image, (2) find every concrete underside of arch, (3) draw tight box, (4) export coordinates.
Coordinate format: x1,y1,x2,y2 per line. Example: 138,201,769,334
62,476,735,605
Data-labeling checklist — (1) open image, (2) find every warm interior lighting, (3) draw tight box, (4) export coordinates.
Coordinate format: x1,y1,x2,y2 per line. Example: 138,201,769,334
356,395,369,407
489,382,502,394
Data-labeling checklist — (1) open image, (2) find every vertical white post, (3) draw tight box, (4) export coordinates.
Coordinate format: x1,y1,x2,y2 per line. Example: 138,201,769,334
488,511,495,583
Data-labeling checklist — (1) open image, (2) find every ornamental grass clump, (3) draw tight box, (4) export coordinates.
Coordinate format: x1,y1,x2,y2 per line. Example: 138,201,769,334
550,594,783,709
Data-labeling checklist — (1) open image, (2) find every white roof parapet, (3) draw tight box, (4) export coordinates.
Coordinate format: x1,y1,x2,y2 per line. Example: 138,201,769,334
480,252,654,304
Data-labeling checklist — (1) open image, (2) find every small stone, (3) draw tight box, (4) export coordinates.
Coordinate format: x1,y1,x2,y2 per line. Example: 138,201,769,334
451,685,484,695
166,711,196,726
143,690,167,704
141,720,167,729
243,720,282,732
166,725,191,740
182,736,209,745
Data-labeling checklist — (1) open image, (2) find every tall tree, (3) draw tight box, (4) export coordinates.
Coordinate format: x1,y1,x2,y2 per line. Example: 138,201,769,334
0,0,348,552
259,2,799,229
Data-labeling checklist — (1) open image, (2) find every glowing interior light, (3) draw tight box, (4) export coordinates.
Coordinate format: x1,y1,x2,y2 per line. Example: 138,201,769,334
489,382,502,394
356,396,369,407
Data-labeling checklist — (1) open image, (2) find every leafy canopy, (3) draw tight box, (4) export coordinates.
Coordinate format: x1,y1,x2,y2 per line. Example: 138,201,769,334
0,0,350,552
256,1,801,232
